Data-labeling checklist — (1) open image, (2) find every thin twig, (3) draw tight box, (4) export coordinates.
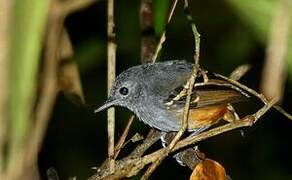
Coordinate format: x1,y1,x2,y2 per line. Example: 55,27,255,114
141,1,201,178
90,98,276,180
214,73,269,104
89,0,289,178
107,0,116,173
273,105,292,121
141,68,197,179
152,0,178,62
175,99,277,150
101,1,159,178
214,73,292,121
89,130,161,180
114,115,135,158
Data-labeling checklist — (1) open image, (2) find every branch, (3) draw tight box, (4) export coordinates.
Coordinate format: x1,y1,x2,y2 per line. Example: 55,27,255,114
114,115,135,158
89,97,276,180
88,130,162,180
89,0,291,179
213,73,292,121
175,99,277,150
273,105,292,121
107,0,116,173
141,1,201,178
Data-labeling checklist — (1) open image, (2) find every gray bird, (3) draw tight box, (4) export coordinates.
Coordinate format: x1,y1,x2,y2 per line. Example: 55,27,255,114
95,60,248,133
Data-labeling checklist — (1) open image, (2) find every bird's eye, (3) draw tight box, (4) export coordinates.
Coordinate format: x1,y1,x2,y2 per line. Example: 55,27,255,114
119,87,129,96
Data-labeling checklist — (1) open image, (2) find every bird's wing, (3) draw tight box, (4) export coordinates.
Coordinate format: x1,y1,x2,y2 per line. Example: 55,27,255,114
164,78,249,110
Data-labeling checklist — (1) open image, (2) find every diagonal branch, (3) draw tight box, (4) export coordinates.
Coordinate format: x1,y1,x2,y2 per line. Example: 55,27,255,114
114,115,135,159
89,97,276,180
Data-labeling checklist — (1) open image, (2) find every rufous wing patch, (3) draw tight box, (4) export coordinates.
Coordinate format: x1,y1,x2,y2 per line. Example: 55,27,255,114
187,105,228,129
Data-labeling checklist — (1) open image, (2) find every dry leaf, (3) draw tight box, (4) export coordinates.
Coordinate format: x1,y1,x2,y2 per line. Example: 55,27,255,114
190,158,226,180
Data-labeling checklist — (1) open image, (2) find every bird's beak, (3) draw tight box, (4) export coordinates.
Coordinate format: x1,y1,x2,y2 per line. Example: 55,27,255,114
94,97,117,113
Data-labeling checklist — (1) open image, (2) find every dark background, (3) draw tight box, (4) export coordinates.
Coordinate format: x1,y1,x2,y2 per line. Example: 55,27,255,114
39,0,292,179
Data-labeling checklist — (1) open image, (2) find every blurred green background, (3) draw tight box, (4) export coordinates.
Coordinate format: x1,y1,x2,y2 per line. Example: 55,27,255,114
38,0,292,179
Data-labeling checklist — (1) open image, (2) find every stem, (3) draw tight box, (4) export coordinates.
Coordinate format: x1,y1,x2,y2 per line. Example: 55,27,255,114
107,0,116,173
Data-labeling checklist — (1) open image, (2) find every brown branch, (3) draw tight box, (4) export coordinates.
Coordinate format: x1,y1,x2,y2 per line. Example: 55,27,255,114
142,1,203,178
214,73,269,104
214,73,292,121
141,66,200,179
93,1,162,178
141,1,199,178
89,97,276,180
129,129,161,157
176,99,277,150
273,105,292,121
107,0,116,173
88,129,161,180
89,1,289,179
114,115,135,159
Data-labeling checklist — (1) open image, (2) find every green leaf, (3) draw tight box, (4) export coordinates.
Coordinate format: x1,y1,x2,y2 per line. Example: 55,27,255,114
154,0,171,35
8,0,50,168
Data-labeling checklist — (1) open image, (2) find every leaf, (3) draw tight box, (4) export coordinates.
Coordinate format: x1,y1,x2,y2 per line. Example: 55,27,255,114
154,0,171,35
8,0,50,171
190,158,226,180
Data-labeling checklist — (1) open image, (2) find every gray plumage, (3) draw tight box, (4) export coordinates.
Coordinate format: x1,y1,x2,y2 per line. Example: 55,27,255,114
95,60,247,132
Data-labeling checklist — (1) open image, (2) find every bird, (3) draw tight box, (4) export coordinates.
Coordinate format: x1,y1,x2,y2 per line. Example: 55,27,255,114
95,60,249,133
